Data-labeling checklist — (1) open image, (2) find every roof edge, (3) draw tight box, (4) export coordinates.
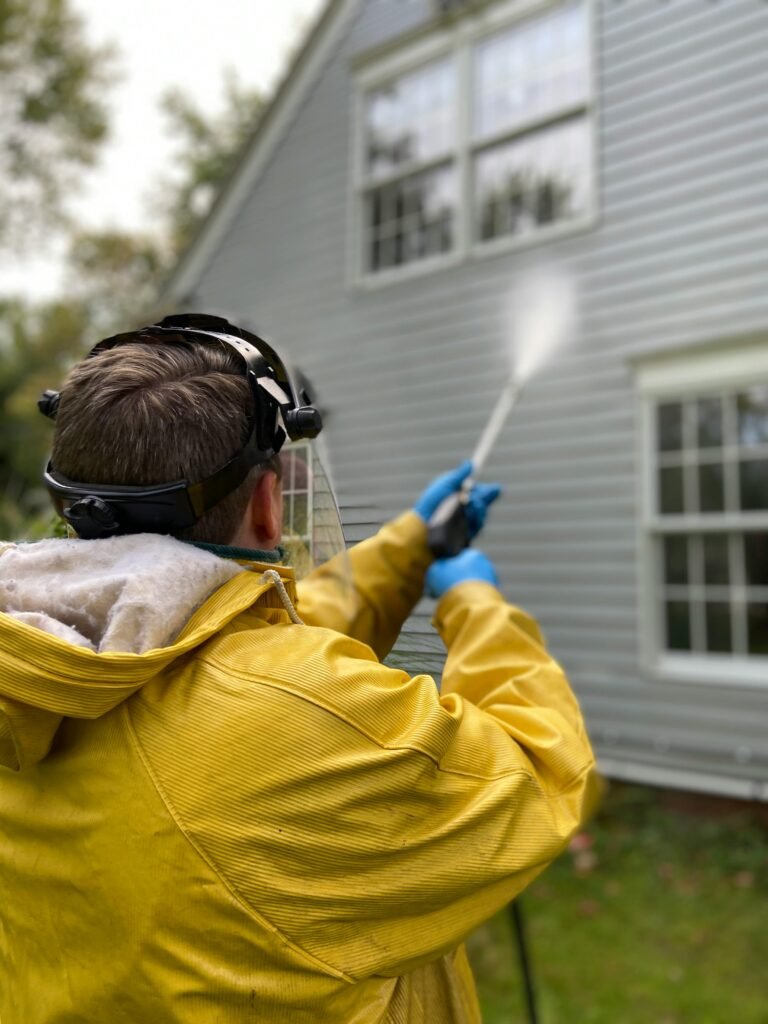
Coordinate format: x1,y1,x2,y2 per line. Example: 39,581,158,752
160,0,359,305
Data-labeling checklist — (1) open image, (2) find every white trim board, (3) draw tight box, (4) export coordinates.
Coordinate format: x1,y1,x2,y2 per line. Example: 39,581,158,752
632,336,768,395
598,756,768,803
162,0,360,304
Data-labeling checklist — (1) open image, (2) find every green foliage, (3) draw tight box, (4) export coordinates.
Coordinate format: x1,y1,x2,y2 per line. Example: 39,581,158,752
0,6,266,537
65,227,167,333
0,0,114,249
155,71,265,254
0,0,115,534
59,73,266,327
0,230,172,538
0,297,90,535
467,784,768,1024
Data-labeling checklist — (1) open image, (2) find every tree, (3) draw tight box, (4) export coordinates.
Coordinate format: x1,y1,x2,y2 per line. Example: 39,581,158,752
52,71,266,335
0,296,90,534
0,0,114,251
0,68,266,537
58,72,266,328
64,227,167,334
155,71,265,255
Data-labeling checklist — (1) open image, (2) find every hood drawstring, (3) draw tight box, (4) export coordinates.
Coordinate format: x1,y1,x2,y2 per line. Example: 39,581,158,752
259,569,304,625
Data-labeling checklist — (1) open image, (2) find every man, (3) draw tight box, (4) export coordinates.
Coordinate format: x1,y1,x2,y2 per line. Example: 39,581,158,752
0,313,598,1023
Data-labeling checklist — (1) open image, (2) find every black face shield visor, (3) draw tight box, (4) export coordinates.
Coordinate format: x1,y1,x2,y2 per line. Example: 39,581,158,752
38,313,323,540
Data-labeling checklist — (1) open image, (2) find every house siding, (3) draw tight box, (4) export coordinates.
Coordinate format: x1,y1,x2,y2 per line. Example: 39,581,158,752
180,0,768,798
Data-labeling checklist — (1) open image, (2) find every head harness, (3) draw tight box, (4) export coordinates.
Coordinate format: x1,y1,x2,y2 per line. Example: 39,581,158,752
38,313,322,540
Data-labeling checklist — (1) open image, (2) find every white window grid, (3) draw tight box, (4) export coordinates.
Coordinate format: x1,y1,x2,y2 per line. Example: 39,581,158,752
350,0,597,286
282,442,313,550
635,340,768,688
653,391,768,656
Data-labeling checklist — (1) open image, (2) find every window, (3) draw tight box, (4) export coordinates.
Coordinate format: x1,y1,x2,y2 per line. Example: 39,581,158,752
473,3,591,242
364,59,458,273
280,443,348,567
281,442,313,550
355,0,594,279
435,0,474,14
656,389,768,659
637,342,768,685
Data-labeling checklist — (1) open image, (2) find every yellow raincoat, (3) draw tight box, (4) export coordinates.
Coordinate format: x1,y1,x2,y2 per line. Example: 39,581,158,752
0,511,598,1023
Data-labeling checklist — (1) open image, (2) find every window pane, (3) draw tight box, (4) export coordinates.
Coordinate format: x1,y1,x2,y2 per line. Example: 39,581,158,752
659,466,684,515
425,218,452,256
366,165,456,272
744,533,768,587
703,534,729,586
737,388,768,448
657,403,683,452
474,119,591,242
697,397,723,449
369,190,383,231
665,601,691,651
365,58,456,180
747,604,768,656
699,463,725,513
292,493,309,538
280,447,310,490
663,536,688,585
474,0,588,139
378,238,395,270
739,459,768,511
705,602,732,653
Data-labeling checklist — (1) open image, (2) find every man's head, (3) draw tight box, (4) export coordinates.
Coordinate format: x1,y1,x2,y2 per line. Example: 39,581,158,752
47,320,300,547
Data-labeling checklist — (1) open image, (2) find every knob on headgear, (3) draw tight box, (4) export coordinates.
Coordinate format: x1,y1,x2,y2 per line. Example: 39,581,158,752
284,406,323,440
38,390,61,420
64,496,121,540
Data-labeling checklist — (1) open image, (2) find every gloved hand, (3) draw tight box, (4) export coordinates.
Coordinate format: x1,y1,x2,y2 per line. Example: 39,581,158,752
426,548,499,599
414,461,502,541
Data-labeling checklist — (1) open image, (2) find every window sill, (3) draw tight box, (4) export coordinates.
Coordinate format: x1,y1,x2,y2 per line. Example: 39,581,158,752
644,653,768,690
468,211,598,264
349,213,598,292
350,249,463,292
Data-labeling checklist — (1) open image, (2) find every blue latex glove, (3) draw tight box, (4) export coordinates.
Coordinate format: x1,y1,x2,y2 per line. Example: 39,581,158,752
426,548,499,599
464,482,503,540
414,461,473,521
414,462,502,541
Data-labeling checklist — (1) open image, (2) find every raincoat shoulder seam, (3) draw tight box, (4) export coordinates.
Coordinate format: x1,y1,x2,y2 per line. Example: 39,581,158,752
202,654,452,768
200,655,542,783
120,702,355,985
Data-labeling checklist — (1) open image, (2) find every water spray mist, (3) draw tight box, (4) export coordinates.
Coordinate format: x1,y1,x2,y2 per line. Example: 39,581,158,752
428,266,577,558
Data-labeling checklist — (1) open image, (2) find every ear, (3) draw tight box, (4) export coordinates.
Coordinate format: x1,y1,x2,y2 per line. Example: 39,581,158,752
245,469,283,549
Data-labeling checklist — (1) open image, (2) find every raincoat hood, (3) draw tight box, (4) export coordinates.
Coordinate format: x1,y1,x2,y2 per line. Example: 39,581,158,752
0,535,245,771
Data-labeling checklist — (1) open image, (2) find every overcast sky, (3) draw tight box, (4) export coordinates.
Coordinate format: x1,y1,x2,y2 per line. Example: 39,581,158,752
2,0,326,297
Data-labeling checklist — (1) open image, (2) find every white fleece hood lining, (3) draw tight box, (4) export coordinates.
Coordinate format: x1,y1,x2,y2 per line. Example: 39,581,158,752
0,535,244,655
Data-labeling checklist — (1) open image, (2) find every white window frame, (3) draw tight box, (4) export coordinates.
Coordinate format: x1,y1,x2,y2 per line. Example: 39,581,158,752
433,0,476,15
349,0,598,289
282,441,314,551
634,337,768,689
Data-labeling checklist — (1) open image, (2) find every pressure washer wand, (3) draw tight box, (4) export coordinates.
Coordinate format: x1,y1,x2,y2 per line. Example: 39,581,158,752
428,376,524,558
469,376,523,478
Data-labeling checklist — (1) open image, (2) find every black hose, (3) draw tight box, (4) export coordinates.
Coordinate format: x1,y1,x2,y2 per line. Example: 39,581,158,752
509,899,539,1024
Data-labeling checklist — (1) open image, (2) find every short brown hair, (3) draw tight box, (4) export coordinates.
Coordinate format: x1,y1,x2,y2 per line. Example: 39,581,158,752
52,334,276,544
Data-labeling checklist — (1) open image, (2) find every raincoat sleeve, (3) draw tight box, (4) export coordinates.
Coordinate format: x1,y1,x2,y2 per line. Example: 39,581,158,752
208,579,601,982
295,510,432,660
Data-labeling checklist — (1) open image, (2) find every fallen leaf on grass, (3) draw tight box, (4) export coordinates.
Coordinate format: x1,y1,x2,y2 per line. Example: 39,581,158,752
577,899,601,918
569,832,598,874
733,870,755,889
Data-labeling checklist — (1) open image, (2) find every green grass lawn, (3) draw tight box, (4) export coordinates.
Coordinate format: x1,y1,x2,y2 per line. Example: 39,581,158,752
466,783,768,1024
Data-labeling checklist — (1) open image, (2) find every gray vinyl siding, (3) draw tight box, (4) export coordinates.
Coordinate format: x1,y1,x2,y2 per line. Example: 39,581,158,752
179,0,768,798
